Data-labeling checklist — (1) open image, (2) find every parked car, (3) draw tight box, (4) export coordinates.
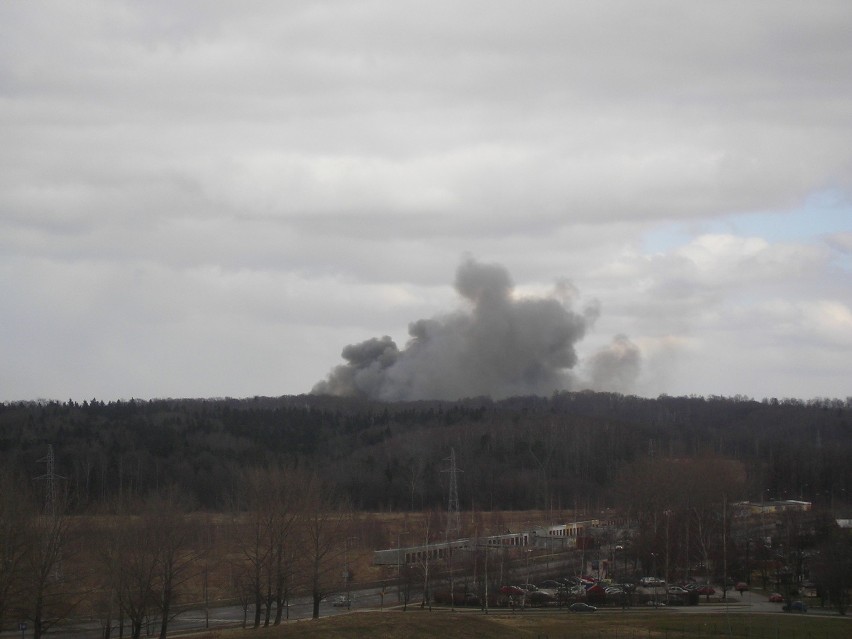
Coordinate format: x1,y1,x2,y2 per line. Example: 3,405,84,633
783,601,807,613
641,577,665,587
499,585,525,597
667,586,689,594
332,596,350,608
569,602,597,612
768,593,784,602
696,585,715,596
538,580,562,589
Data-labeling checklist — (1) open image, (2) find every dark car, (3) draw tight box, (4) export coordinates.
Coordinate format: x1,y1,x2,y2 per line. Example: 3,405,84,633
569,602,597,612
783,601,807,613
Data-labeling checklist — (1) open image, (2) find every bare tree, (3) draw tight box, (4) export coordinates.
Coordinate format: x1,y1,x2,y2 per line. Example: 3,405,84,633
115,512,160,639
266,474,302,626
230,564,252,628
238,502,270,628
0,468,32,632
414,510,440,610
148,492,204,639
813,527,852,615
299,473,351,619
94,515,123,639
17,488,80,639
232,467,304,627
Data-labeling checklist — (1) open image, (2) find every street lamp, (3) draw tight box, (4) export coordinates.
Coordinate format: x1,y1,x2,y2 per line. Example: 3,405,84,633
397,530,409,603
650,552,659,606
345,536,357,609
745,538,752,586
615,545,629,609
478,540,500,615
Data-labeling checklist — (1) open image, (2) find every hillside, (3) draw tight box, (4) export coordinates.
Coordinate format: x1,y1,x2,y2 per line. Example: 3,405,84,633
1,391,849,512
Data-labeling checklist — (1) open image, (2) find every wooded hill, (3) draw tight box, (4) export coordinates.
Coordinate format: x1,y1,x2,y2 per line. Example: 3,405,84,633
1,391,849,513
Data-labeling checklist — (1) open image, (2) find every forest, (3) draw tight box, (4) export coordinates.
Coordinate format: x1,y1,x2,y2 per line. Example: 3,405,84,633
1,390,851,636
1,390,849,513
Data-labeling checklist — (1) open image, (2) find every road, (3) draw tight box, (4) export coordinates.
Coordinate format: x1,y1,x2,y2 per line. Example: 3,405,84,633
3,585,841,638
1,586,393,639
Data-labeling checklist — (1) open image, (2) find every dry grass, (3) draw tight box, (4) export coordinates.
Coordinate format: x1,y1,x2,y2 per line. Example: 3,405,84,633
195,608,850,639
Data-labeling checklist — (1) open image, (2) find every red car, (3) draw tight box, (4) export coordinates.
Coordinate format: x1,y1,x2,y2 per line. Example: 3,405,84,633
768,592,784,602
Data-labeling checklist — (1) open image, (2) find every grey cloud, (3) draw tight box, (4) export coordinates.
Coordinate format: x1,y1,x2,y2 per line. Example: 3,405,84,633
2,1,851,403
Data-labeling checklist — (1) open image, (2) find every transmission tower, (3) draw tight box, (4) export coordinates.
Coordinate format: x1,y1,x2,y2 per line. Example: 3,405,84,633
36,443,63,517
36,444,65,580
442,448,462,540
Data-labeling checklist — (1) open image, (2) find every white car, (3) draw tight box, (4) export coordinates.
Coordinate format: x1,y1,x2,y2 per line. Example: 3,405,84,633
641,577,665,587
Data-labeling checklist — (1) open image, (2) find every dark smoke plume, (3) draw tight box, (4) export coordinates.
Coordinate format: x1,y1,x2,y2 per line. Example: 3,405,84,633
312,258,637,401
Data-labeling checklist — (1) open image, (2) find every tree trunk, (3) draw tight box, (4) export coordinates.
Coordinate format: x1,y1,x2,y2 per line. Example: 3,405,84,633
253,593,262,628
263,591,272,627
158,584,171,639
32,592,44,639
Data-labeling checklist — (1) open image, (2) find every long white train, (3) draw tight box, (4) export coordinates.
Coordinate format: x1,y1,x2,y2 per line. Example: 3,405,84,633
373,519,601,566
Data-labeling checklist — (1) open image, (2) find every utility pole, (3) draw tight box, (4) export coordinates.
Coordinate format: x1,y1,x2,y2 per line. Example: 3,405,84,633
397,530,409,603
443,448,462,541
36,444,65,580
345,537,357,609
36,444,61,517
443,449,462,611
722,493,728,601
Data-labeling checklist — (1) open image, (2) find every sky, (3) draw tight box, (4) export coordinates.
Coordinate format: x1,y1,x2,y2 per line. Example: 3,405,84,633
2,1,851,403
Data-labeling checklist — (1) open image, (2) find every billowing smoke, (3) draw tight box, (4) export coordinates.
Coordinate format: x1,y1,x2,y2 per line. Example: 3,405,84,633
586,334,641,393
312,258,639,401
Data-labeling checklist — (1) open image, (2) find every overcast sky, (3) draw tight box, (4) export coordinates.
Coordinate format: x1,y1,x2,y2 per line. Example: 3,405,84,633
2,1,851,403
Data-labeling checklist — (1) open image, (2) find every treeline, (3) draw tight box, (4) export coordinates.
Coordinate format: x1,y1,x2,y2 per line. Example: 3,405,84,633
0,391,850,512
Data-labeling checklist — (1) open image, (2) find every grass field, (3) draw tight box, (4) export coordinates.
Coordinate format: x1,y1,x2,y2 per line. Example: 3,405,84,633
202,607,849,639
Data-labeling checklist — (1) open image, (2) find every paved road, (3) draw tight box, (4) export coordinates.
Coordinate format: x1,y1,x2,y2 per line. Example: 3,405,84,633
3,586,843,638
1,587,391,639
668,589,829,616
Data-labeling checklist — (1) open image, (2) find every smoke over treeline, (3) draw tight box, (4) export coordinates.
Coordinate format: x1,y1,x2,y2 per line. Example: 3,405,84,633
313,258,640,400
